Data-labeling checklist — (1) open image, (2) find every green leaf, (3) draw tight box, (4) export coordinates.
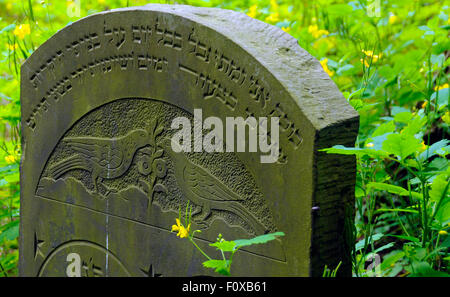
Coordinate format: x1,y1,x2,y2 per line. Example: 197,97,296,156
367,182,423,200
372,121,396,137
327,4,354,16
431,87,449,110
0,24,16,34
355,233,384,251
375,208,419,214
394,112,413,124
202,260,230,276
381,250,405,268
234,232,285,248
430,173,449,203
209,240,237,252
428,157,449,171
409,262,450,277
401,116,427,137
386,235,420,242
373,242,395,254
418,139,450,161
382,133,422,159
321,145,388,158
0,220,19,242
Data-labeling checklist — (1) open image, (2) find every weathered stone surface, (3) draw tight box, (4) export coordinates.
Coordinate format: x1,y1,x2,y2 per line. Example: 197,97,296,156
20,4,358,276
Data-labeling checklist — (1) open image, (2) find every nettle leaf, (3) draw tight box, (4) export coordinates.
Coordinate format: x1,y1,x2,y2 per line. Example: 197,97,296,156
367,182,422,200
418,139,450,161
234,232,285,248
428,157,449,171
209,240,236,252
382,133,422,160
202,260,230,276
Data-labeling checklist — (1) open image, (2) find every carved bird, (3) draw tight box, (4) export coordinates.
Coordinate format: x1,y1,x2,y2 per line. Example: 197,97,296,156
49,129,151,193
162,138,267,235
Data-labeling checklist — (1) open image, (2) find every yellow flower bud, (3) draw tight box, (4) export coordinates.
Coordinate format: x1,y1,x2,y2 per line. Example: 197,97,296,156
13,24,31,40
434,83,449,91
247,5,258,18
389,15,399,25
320,58,334,77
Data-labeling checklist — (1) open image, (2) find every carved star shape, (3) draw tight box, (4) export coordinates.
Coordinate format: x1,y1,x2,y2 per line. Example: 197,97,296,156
34,232,45,260
140,264,162,277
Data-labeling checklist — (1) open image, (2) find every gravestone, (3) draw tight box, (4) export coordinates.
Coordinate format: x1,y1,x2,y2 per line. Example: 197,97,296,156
20,4,359,277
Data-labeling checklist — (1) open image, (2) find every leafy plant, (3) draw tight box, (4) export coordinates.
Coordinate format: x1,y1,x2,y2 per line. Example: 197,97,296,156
171,202,285,276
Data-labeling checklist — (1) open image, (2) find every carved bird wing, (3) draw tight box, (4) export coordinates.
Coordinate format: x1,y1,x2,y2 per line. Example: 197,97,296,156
64,137,123,169
183,162,244,202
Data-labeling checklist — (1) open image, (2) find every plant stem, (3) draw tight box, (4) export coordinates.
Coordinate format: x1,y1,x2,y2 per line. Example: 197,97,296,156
189,237,212,261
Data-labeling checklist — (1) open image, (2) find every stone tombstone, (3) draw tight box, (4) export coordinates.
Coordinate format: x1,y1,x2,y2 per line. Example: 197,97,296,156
20,4,359,277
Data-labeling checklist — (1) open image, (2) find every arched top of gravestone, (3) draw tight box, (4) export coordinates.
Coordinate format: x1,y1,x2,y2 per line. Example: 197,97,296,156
21,4,358,132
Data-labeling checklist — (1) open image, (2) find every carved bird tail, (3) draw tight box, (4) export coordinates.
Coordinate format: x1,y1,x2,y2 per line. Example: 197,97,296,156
212,200,267,235
50,155,88,179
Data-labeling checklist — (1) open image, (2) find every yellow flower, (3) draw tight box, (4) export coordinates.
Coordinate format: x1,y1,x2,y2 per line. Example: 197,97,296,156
360,58,370,68
13,24,31,40
308,25,329,38
270,0,279,11
434,83,449,91
281,27,291,33
439,230,448,236
265,12,279,23
362,49,382,63
171,218,190,238
7,43,18,51
365,142,374,148
247,5,258,19
419,141,427,152
389,15,399,25
4,155,17,164
320,58,334,77
442,111,450,125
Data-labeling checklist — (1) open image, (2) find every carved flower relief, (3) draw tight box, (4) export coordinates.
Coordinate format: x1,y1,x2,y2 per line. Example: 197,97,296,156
137,154,167,179
137,154,152,176
136,147,169,203
153,158,167,178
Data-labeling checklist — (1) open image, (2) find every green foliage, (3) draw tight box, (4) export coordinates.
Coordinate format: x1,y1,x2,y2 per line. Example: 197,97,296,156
205,232,285,276
172,202,285,276
0,0,449,276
